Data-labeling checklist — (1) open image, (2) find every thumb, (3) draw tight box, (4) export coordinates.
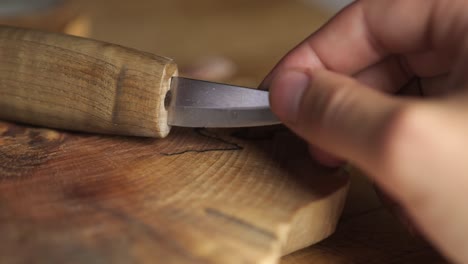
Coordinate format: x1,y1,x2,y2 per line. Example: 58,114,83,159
270,69,468,264
269,69,401,169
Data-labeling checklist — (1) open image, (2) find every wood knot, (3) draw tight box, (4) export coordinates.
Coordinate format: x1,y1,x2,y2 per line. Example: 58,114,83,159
0,122,64,179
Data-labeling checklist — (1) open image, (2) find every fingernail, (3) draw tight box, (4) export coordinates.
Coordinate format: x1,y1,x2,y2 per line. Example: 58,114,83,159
269,70,309,124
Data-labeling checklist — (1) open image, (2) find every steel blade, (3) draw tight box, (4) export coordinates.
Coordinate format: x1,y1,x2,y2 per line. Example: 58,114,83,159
167,77,280,128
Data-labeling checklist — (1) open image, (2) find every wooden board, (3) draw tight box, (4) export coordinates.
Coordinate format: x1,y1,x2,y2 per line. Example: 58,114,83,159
280,172,447,264
0,122,348,263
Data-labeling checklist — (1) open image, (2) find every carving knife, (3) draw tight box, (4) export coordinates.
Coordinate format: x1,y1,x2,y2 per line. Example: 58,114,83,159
0,26,280,138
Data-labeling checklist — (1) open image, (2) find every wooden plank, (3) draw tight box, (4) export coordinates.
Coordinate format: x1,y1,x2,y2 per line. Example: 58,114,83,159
0,122,348,263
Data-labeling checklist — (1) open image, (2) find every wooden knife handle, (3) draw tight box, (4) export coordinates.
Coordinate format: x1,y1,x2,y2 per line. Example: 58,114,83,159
0,25,178,138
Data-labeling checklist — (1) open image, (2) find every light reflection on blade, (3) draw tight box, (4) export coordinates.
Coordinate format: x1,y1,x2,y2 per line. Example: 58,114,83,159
167,77,280,128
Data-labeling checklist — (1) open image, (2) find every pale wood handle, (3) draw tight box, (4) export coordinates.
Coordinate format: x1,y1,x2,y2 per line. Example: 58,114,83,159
0,25,178,138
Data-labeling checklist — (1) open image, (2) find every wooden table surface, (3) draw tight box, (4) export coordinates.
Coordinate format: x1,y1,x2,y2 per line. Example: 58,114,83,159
1,0,448,263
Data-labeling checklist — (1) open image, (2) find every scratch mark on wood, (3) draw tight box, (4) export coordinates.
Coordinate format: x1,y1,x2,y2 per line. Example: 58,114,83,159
160,128,243,156
205,207,277,240
112,66,127,124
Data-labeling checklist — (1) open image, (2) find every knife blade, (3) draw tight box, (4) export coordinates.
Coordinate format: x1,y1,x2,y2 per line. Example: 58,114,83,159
168,77,278,128
0,25,280,138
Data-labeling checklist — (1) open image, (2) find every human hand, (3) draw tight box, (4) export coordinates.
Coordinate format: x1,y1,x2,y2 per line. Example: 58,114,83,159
263,0,468,262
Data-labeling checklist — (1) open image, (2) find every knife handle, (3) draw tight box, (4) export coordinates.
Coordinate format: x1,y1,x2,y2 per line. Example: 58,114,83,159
0,25,178,138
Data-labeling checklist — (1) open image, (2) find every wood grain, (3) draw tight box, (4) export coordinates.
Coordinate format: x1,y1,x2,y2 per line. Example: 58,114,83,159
0,122,348,263
280,173,447,264
0,26,176,138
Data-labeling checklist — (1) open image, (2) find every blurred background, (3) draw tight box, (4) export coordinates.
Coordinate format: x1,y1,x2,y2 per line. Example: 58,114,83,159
0,0,350,87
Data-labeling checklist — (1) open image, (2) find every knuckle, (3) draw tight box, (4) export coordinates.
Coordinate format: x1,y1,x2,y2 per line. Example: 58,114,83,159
301,79,355,132
377,104,426,175
374,104,450,217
